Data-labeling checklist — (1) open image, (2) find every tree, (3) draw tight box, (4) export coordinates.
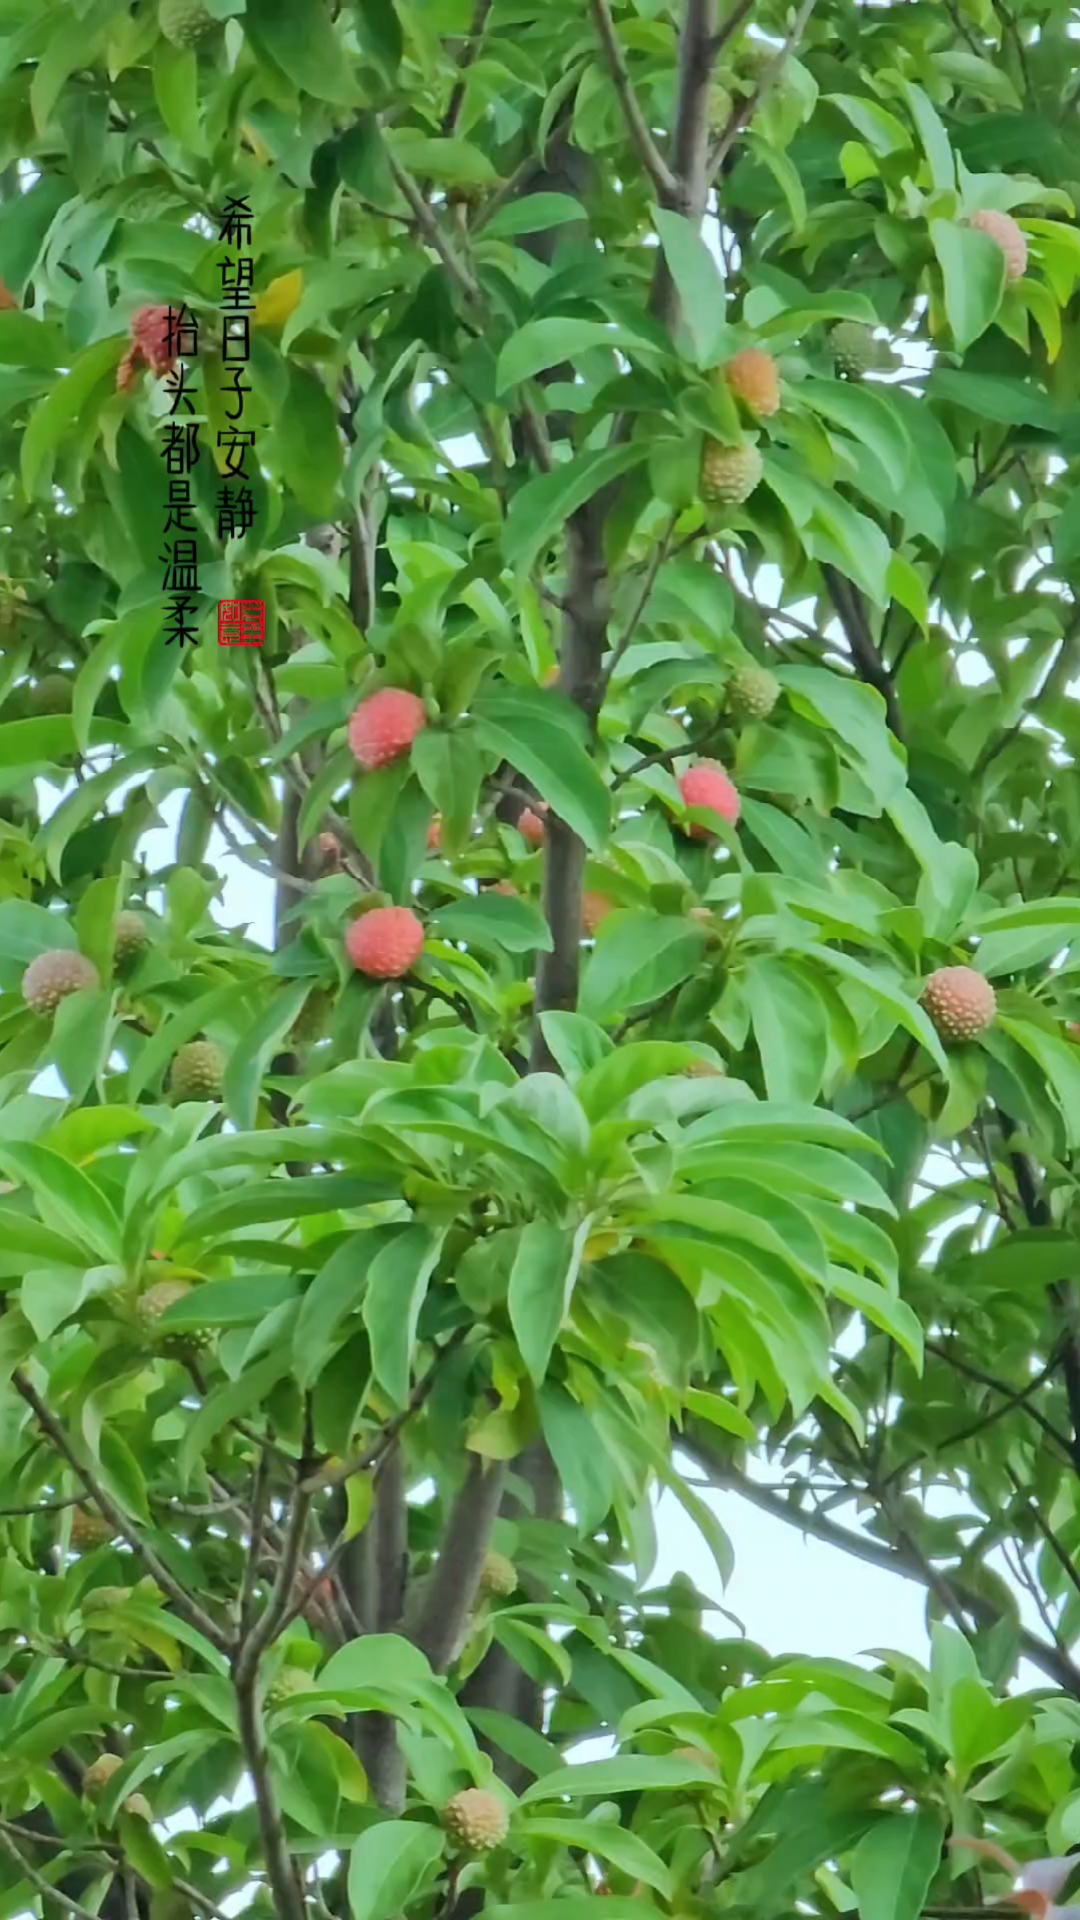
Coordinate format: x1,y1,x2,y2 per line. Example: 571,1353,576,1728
3,2,1080,1920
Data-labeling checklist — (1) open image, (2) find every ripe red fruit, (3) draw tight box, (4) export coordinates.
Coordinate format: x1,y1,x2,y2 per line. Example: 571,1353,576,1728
968,208,1027,284
116,304,178,392
348,688,427,771
921,966,996,1042
346,907,425,979
678,763,741,838
518,806,546,847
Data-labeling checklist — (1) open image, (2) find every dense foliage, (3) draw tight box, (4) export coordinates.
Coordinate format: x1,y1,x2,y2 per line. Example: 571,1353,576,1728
5,4,1080,1920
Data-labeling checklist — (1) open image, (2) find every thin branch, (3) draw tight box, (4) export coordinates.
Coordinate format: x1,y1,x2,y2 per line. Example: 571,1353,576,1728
235,1431,314,1687
442,0,492,136
0,1825,104,1920
13,1371,230,1653
233,1677,307,1920
590,0,680,203
924,1341,1074,1462
613,724,721,789
239,1448,273,1640
822,563,904,740
598,512,678,702
411,1455,507,1674
708,0,818,179
301,1325,468,1498
685,1438,1080,1693
1010,1477,1080,1607
382,149,480,301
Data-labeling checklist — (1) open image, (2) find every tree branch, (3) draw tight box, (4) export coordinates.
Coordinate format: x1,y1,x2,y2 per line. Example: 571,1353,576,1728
822,563,904,740
708,0,818,179
349,1441,408,1811
685,1438,1080,1693
233,1677,307,1920
590,0,680,204
410,1455,507,1674
12,1371,230,1653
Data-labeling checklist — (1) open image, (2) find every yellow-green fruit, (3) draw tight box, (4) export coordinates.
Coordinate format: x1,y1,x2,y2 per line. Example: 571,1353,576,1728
158,0,216,47
728,664,780,721
123,1793,153,1822
83,1755,124,1799
829,321,877,379
479,1551,518,1599
169,1040,225,1103
684,1058,724,1078
70,1508,115,1550
114,911,150,965
136,1280,212,1355
266,1667,315,1709
28,674,73,716
22,948,99,1016
700,440,763,506
443,1788,509,1852
709,80,733,126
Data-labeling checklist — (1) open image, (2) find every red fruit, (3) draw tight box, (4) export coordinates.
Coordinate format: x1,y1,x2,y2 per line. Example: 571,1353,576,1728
678,763,741,838
921,966,996,1042
348,689,427,771
116,305,179,391
968,208,1027,283
582,892,614,936
518,806,546,847
346,907,425,979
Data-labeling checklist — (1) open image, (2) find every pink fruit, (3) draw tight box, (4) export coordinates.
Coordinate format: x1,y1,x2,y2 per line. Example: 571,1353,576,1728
921,966,996,1042
968,208,1027,283
678,763,741,838
347,689,427,771
582,892,614,935
346,907,425,979
518,806,547,847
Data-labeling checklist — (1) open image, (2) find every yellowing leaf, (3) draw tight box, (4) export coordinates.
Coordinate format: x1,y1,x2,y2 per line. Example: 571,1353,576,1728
255,269,305,331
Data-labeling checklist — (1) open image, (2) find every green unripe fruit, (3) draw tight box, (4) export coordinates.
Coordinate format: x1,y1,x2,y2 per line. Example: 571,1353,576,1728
83,1586,134,1613
83,1755,123,1799
169,1040,225,1103
700,440,763,506
114,911,150,965
70,1508,115,1551
136,1280,212,1355
288,987,334,1048
727,664,781,721
28,674,73,716
158,0,216,47
829,321,877,379
479,1550,518,1598
266,1667,315,1709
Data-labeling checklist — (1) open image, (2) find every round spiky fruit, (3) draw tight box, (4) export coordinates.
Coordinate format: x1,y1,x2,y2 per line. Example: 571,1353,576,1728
22,949,99,1017
722,348,780,418
70,1508,115,1550
83,1755,124,1799
114,910,150,965
170,1040,225,1103
28,673,73,716
700,439,763,507
266,1667,315,1709
124,1793,153,1822
582,892,615,937
288,987,334,1048
347,687,427,771
443,1788,509,1852
679,763,741,837
346,906,425,980
479,1551,518,1599
517,805,547,848
158,0,216,48
728,664,780,721
136,1280,212,1355
968,207,1027,283
921,966,996,1043
829,321,877,379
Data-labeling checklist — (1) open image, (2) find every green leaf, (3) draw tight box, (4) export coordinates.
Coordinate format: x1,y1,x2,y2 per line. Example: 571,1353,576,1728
519,1820,673,1898
223,981,312,1132
244,0,359,102
347,1821,445,1920
178,1351,294,1487
21,336,124,497
503,444,648,575
412,727,484,855
277,365,344,518
800,379,910,492
293,1228,392,1388
484,194,585,238
508,1220,583,1385
387,132,499,187
523,1753,722,1802
363,1226,444,1406
851,1812,946,1920
495,319,656,395
930,219,1007,350
746,958,830,1105
0,312,65,368
431,891,553,956
0,1143,120,1261
580,914,707,1024
472,686,610,851
652,207,726,366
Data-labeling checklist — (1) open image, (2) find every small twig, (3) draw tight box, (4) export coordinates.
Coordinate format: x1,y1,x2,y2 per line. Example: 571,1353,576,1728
924,1342,1074,1461
598,512,679,701
0,1825,103,1920
13,1371,231,1654
382,149,480,301
708,0,819,179
590,0,680,203
613,725,722,790
301,1326,469,1497
239,1448,273,1639
442,0,493,136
